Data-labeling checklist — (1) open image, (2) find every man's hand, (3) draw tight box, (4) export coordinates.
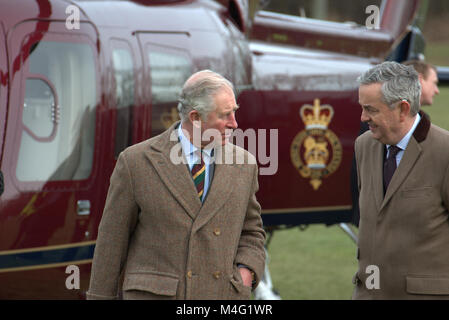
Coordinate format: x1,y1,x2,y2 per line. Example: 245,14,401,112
239,267,253,288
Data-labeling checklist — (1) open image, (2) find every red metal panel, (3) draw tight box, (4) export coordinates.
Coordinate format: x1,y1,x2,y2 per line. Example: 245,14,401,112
0,21,7,163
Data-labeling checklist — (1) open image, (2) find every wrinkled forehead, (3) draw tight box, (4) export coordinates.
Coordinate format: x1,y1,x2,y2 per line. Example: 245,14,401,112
213,86,238,110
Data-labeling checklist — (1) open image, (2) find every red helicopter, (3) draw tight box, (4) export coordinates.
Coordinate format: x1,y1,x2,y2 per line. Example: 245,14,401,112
0,0,433,299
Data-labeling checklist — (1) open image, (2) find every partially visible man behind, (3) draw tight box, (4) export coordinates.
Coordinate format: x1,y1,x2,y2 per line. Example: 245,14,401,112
87,70,266,300
403,60,440,106
353,61,449,299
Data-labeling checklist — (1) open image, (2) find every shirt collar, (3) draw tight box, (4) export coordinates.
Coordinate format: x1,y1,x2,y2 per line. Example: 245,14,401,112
387,113,421,151
177,123,213,158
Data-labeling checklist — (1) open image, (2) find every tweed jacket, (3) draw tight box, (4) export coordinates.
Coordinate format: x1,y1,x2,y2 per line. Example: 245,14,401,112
87,121,266,300
353,111,449,299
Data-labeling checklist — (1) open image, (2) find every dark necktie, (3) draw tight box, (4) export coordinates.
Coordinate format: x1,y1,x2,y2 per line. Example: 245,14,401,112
383,145,401,193
191,151,205,201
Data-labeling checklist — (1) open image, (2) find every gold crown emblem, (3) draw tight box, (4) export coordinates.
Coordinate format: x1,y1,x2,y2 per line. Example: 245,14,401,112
291,99,342,191
300,99,334,130
304,136,328,169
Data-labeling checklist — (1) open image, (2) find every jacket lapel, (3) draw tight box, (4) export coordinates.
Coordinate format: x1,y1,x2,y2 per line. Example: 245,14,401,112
371,141,385,212
379,111,430,211
381,137,422,211
145,121,201,220
193,144,236,232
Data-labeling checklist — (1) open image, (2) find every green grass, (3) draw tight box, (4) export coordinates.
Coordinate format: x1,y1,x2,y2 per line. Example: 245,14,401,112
422,87,449,130
266,224,358,300
424,39,449,131
425,42,449,66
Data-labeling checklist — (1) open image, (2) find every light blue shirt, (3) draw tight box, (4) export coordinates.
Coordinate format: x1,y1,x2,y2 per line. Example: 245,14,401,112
386,113,421,167
177,123,213,201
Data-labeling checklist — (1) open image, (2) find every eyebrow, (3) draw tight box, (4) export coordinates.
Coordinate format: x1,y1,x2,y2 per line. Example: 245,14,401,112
361,104,377,111
219,105,239,117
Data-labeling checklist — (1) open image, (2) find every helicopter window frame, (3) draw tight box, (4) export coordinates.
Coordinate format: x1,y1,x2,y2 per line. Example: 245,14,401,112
140,38,193,138
110,39,136,159
13,32,99,187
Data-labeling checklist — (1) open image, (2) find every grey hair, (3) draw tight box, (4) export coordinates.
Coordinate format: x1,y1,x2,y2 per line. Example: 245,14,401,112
177,70,234,121
357,61,421,116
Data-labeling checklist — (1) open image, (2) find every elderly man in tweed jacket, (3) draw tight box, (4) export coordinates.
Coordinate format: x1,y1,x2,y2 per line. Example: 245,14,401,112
87,70,266,299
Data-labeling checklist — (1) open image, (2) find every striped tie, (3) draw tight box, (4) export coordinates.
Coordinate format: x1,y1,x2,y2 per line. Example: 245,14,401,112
191,151,205,201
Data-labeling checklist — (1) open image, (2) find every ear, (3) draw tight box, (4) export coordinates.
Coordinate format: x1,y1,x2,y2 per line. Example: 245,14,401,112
398,100,411,121
188,110,202,125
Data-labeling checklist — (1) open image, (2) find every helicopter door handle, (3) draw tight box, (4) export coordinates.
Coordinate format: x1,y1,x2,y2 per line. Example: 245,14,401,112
77,200,91,216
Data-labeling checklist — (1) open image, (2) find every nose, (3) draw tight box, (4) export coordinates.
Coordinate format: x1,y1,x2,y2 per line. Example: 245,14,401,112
360,109,369,123
228,112,238,129
436,86,440,95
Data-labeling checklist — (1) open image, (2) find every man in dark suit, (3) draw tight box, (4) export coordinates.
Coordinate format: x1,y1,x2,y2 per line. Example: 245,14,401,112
87,70,265,299
353,61,449,299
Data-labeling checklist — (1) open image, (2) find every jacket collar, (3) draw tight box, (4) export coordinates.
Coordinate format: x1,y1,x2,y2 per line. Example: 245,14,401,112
413,110,431,143
145,121,237,223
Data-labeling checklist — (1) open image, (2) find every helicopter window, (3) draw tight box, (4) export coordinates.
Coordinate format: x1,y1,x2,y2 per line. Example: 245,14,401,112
148,50,192,137
113,49,134,108
112,48,134,158
22,78,56,138
263,0,382,26
226,18,252,94
16,41,96,182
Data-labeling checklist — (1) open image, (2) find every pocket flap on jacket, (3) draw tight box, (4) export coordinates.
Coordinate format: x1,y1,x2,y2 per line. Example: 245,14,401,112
401,187,432,198
123,272,178,296
406,275,449,295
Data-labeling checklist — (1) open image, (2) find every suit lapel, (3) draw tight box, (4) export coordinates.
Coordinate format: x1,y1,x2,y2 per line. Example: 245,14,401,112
145,122,201,220
193,145,235,231
371,141,385,212
201,161,215,203
381,137,422,211
379,111,430,210
368,111,430,213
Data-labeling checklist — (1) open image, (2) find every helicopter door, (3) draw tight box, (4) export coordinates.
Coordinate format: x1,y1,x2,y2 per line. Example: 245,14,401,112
0,22,6,196
0,20,100,298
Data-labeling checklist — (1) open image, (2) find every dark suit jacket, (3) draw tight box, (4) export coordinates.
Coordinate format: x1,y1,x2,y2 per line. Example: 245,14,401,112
87,121,266,299
353,111,449,299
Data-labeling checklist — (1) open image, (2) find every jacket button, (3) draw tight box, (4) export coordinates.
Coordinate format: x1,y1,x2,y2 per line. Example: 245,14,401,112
213,271,221,279
213,228,221,236
187,270,192,279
